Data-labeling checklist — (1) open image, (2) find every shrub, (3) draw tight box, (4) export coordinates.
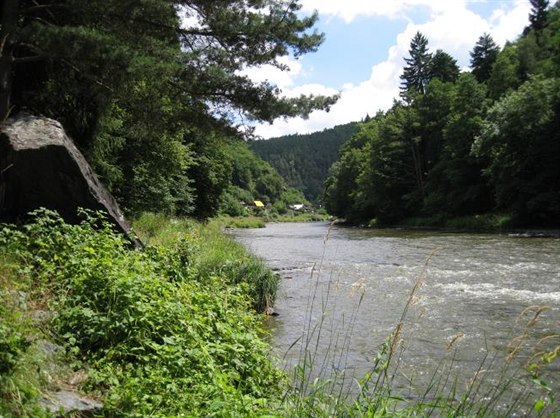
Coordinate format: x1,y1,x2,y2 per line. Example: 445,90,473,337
0,209,284,416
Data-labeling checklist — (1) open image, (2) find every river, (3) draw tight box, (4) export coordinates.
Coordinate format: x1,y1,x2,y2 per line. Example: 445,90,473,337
231,222,560,404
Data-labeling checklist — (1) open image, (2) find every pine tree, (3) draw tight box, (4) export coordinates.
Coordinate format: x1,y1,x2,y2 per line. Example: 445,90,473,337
529,0,550,31
470,33,500,83
430,50,460,83
400,31,432,100
0,0,338,129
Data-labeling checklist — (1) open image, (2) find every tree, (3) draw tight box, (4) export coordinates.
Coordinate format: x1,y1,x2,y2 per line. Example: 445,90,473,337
251,122,358,203
357,106,423,224
487,45,521,99
400,31,432,100
473,76,560,225
470,33,500,83
324,135,369,221
424,74,492,216
1,0,337,131
0,0,19,122
529,0,550,31
1,0,338,217
430,49,460,83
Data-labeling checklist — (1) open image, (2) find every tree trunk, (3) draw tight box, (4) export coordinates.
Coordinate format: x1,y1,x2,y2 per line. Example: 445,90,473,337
0,0,19,122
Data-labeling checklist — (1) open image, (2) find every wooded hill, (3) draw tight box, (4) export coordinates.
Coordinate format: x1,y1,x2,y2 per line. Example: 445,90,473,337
250,122,358,203
325,0,560,228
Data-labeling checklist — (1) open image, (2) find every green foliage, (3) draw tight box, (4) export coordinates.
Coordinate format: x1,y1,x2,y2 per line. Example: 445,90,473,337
219,140,308,216
424,73,492,217
0,210,284,416
3,0,338,218
430,49,460,83
473,76,560,225
324,125,372,221
219,216,267,229
251,122,358,203
487,45,521,100
326,8,560,228
470,33,500,83
400,31,433,98
529,0,550,31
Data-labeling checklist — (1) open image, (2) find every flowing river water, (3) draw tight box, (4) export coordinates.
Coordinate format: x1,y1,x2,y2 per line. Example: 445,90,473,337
231,222,560,404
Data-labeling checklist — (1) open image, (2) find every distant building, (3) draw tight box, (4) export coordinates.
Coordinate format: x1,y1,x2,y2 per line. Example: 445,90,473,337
290,203,304,211
254,200,265,208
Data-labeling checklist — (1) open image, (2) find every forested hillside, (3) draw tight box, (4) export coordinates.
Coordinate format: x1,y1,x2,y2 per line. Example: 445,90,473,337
0,0,337,219
325,0,560,228
251,122,358,202
219,141,308,217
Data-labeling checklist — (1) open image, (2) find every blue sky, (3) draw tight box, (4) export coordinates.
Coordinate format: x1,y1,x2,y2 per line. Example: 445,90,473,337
244,0,532,138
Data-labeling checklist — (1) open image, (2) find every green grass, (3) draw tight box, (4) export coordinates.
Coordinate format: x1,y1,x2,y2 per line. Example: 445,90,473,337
217,215,266,229
266,212,331,223
217,212,331,228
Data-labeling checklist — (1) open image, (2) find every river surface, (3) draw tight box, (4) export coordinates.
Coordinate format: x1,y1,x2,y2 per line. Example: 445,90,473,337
231,222,560,402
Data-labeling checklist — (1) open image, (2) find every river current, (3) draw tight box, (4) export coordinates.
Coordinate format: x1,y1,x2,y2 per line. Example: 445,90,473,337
231,222,560,401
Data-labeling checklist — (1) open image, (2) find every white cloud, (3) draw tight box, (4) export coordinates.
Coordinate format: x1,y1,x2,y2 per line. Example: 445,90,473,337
254,0,531,138
237,56,303,89
489,0,531,45
300,0,471,23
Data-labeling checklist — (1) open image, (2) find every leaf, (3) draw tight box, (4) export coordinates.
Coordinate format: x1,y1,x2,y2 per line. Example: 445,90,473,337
534,398,546,412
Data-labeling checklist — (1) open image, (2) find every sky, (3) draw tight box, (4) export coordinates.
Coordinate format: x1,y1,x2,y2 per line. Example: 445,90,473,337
244,0,532,139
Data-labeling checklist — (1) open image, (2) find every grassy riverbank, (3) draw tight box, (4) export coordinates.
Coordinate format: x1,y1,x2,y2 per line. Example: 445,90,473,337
1,211,557,416
218,212,331,229
0,210,283,416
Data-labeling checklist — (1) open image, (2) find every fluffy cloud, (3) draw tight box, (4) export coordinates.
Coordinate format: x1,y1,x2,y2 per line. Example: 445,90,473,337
237,56,303,89
254,62,400,138
489,0,533,45
252,0,531,138
299,0,471,23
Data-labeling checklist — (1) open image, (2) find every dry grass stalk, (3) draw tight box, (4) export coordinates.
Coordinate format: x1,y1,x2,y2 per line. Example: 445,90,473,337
447,332,465,351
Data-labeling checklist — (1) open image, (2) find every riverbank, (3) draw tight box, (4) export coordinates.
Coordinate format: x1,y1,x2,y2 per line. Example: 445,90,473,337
218,212,331,228
2,212,557,416
0,210,283,416
335,213,560,236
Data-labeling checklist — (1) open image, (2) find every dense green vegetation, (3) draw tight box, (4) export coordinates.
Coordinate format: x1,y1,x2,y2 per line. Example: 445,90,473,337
325,0,560,229
0,210,284,416
218,141,310,218
251,123,358,203
1,0,337,219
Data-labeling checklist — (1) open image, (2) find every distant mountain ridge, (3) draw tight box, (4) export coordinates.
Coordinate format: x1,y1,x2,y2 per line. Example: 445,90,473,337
250,122,358,203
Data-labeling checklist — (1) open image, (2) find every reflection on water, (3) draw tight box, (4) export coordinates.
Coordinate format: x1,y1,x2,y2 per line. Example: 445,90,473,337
231,222,560,398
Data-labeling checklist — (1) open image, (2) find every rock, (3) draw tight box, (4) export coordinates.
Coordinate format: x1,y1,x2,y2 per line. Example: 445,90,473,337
265,306,279,316
0,115,138,245
39,390,103,417
31,309,55,323
36,339,64,359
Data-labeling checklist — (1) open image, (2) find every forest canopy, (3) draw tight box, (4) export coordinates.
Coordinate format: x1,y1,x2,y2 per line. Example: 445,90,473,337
0,0,337,217
251,122,358,203
324,0,560,228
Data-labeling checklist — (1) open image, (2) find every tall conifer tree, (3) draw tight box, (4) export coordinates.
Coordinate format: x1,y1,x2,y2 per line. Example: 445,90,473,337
529,0,550,30
470,33,500,83
400,31,432,100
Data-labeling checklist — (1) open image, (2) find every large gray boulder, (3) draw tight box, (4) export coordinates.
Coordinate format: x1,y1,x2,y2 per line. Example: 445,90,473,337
0,115,133,239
